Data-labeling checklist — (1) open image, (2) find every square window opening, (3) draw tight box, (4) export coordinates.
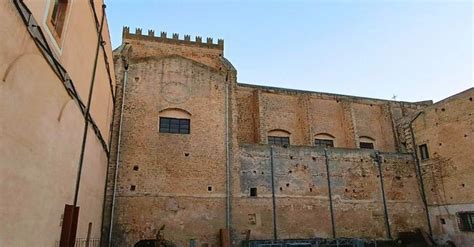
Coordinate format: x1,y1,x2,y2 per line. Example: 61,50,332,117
250,188,257,197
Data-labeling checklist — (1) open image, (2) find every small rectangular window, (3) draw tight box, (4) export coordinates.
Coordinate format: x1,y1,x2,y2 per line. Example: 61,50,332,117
360,142,374,149
458,212,474,232
315,139,334,148
250,188,257,197
268,136,290,146
159,117,190,134
419,144,429,160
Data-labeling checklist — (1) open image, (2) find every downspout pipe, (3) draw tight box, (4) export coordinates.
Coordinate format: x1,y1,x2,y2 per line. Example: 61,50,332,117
73,4,106,208
107,58,129,247
409,112,433,237
375,151,392,239
324,149,336,238
270,146,277,241
225,80,231,230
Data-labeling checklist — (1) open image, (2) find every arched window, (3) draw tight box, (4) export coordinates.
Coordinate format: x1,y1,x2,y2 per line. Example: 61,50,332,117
315,133,335,148
267,129,290,146
158,108,191,134
359,136,375,149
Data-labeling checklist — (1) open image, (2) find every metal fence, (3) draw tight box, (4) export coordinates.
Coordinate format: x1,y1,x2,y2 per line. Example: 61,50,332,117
243,238,382,247
55,238,101,247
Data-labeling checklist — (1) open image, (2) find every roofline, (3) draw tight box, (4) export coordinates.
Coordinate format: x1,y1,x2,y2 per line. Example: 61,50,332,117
432,87,473,105
237,82,433,106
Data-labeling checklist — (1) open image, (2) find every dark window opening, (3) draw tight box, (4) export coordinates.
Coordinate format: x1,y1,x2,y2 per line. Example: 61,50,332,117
51,0,69,37
133,165,139,171
419,144,429,160
159,117,190,134
130,185,136,191
458,212,474,231
315,139,334,148
207,186,213,192
360,142,374,149
250,188,257,197
440,218,446,225
268,136,290,146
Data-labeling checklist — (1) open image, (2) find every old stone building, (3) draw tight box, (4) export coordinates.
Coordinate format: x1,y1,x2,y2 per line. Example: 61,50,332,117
1,1,115,246
105,27,474,247
405,89,474,245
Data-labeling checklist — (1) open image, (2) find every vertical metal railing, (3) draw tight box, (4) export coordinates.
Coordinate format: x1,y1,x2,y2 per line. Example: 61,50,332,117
55,238,100,247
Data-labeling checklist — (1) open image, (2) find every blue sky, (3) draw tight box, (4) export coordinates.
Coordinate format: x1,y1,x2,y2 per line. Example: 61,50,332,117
106,0,473,102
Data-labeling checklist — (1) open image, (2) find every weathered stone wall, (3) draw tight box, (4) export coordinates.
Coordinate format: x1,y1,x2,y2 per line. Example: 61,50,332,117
108,30,232,246
233,145,426,243
411,88,474,246
236,84,427,152
107,27,453,247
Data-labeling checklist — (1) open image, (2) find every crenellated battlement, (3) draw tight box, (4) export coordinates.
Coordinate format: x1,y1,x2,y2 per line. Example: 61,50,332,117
122,26,224,50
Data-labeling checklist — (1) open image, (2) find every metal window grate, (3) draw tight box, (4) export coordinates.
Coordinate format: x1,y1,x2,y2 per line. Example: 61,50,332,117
458,212,474,232
268,136,290,146
359,142,374,149
159,117,190,134
315,139,334,148
244,238,374,247
55,238,100,247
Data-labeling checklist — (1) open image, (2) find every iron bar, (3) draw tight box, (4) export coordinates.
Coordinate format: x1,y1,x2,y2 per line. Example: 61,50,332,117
225,80,232,230
85,222,92,247
270,146,278,240
375,151,392,239
73,4,106,206
88,0,115,101
409,112,433,237
324,149,336,238
12,0,110,157
107,60,129,247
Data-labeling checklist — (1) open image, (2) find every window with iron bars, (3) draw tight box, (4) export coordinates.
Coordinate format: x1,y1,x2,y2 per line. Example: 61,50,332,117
315,139,334,148
458,212,474,232
360,142,374,149
268,136,290,146
159,117,190,134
